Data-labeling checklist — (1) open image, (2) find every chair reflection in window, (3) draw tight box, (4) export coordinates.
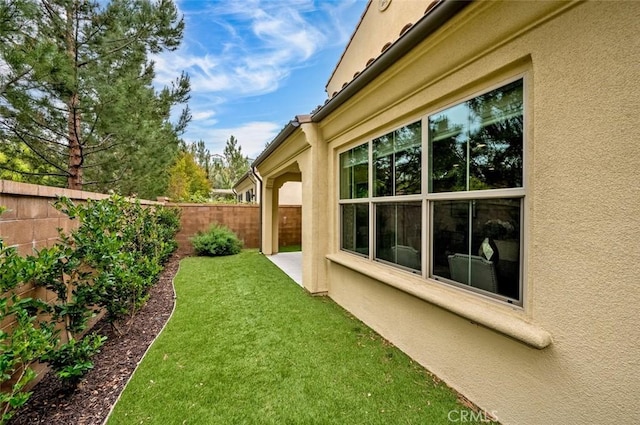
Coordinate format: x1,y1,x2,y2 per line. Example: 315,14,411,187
447,253,498,293
392,245,421,271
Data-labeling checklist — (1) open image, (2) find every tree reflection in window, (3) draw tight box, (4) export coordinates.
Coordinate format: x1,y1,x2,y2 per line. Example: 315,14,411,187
340,143,369,199
373,121,421,196
429,79,523,193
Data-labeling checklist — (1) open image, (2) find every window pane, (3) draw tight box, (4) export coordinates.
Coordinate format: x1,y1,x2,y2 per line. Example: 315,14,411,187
373,134,393,197
340,144,369,199
472,199,521,300
395,122,421,195
432,200,469,278
375,202,421,271
341,203,369,255
373,122,421,197
432,198,521,301
429,103,469,193
429,79,523,193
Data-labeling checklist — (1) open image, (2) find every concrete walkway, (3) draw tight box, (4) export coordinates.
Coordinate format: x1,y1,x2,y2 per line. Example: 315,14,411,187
266,251,303,287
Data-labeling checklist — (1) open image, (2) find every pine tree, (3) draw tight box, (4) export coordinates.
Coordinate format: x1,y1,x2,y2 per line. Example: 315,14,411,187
211,135,250,189
186,140,213,181
0,0,190,197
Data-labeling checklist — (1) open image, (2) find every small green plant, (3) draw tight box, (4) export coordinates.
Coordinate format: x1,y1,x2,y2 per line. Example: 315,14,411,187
190,224,243,256
0,240,58,424
41,333,107,385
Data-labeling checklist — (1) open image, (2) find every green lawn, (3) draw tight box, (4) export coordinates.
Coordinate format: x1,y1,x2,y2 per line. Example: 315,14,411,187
278,244,301,252
107,250,488,424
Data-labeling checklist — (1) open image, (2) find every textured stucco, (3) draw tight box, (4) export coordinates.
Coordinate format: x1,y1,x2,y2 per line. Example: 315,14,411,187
326,0,431,97
257,1,640,424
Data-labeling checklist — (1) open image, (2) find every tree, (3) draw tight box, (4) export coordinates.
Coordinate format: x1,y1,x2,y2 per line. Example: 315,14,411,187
0,0,190,197
167,151,211,201
186,139,213,180
211,135,250,189
0,140,64,186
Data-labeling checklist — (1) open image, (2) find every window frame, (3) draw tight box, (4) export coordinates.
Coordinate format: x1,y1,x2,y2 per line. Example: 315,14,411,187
337,74,527,306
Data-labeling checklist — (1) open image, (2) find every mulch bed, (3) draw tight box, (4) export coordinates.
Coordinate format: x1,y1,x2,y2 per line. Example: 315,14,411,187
9,253,183,425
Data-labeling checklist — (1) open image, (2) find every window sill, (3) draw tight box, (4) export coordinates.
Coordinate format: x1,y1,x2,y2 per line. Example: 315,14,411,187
326,252,552,349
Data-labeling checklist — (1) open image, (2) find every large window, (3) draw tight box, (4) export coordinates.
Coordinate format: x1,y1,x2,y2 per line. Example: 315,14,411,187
339,78,524,304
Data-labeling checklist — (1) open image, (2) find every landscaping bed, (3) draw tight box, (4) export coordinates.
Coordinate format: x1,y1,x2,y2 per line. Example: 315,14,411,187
9,253,182,425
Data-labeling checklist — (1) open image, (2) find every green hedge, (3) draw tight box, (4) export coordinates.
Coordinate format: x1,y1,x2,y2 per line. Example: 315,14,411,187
0,194,180,423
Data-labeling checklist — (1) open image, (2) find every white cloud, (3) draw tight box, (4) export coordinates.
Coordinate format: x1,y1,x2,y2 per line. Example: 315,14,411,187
156,0,355,97
197,121,283,159
159,0,364,148
192,110,216,121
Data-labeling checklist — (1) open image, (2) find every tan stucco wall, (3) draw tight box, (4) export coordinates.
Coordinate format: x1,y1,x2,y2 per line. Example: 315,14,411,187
278,181,302,205
319,2,640,424
256,119,332,294
233,176,257,203
235,175,300,206
326,0,431,97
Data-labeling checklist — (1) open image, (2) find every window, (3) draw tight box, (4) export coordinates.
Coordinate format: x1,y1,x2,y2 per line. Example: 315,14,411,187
338,78,524,304
373,121,422,271
376,202,421,271
340,144,369,256
373,122,421,196
340,143,369,199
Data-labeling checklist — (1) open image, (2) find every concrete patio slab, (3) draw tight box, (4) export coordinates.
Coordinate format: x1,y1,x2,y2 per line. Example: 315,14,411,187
266,251,302,286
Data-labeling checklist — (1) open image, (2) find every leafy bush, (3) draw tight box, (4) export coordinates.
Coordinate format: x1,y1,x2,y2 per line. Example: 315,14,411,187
190,224,243,256
52,194,180,323
0,194,181,419
0,240,57,423
41,333,107,385
0,292,56,424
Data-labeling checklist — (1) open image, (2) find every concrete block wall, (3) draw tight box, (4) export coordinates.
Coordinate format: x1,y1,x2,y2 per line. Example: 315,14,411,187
1,179,303,258
0,180,109,256
174,203,302,255
278,205,302,248
174,203,260,254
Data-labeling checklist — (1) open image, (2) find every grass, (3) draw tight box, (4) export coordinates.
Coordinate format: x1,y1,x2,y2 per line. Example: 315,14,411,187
278,244,301,252
107,250,488,424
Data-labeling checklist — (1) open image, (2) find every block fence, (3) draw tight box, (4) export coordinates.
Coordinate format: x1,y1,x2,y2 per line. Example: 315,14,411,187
175,203,301,255
0,179,302,256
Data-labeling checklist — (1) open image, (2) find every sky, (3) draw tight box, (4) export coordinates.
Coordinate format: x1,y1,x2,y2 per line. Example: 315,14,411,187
153,0,367,159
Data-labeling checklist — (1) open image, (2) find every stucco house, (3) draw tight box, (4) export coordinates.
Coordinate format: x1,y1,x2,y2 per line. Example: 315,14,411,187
233,170,301,205
251,1,640,424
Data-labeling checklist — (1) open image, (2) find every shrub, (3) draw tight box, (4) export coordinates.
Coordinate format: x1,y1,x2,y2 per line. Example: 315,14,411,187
0,240,57,424
0,195,180,418
41,333,107,386
190,224,243,256
51,195,180,323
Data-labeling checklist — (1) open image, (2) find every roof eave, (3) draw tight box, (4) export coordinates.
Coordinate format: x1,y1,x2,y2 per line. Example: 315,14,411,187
312,0,472,123
251,118,301,168
252,0,471,169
